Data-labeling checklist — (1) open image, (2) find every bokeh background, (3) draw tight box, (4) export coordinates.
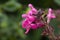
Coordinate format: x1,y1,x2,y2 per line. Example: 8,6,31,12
0,0,60,40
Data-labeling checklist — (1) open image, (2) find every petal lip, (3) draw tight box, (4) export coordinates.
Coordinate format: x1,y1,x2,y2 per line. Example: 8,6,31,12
22,14,27,18
31,24,37,29
28,4,34,9
25,28,30,34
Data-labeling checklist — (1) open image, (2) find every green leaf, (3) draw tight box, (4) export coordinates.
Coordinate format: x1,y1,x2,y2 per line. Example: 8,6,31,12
3,1,22,12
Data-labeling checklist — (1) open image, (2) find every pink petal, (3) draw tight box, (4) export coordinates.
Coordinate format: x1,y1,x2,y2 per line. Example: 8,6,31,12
49,8,52,12
25,28,30,34
32,8,37,14
47,13,51,18
22,14,27,18
28,4,34,9
51,14,56,18
27,15,35,22
28,4,38,15
22,19,30,28
31,24,37,29
28,11,33,15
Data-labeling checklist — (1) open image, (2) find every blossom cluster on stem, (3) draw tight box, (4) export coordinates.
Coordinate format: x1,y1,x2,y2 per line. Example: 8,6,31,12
22,4,45,34
22,4,56,34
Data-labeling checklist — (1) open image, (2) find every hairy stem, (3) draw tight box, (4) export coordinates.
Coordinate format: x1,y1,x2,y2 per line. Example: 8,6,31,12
42,17,56,40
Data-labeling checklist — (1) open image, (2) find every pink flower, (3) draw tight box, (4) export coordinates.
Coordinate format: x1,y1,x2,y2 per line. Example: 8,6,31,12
47,8,56,23
22,19,37,34
28,4,37,15
22,4,44,34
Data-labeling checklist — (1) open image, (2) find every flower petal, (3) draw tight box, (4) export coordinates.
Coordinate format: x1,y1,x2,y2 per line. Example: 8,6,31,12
22,14,27,18
31,24,37,29
28,4,34,9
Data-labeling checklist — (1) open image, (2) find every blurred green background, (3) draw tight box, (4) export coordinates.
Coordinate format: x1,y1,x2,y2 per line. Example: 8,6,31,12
0,0,60,40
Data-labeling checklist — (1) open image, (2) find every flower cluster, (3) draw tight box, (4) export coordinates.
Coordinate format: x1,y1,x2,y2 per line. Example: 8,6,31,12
22,4,44,34
22,4,56,34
